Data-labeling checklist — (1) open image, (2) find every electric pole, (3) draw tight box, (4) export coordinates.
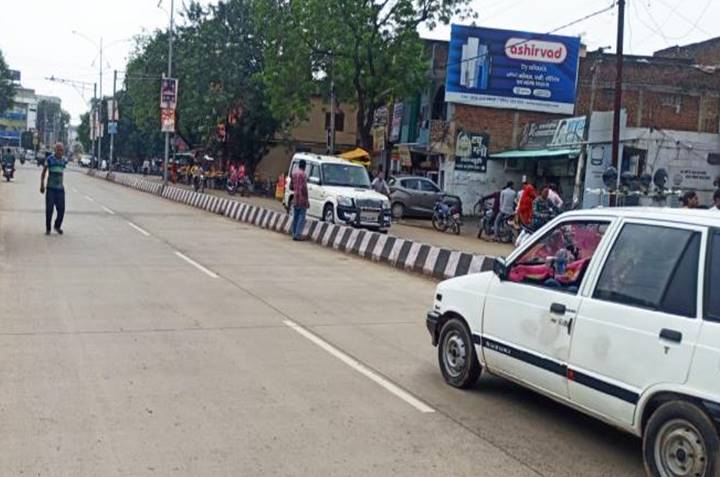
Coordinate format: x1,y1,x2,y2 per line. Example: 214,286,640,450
611,0,626,195
110,69,117,169
163,0,175,186
98,37,103,168
92,83,97,165
329,57,336,155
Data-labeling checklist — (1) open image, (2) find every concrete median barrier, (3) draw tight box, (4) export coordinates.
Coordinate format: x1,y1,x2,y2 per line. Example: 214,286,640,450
86,170,492,279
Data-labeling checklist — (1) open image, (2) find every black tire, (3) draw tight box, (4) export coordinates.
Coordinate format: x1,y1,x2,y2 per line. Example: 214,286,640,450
437,318,481,389
391,202,405,220
323,204,335,223
286,196,294,214
432,214,448,232
643,400,720,477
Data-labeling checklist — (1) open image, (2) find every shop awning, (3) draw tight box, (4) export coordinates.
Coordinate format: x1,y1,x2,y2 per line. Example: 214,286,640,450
490,148,581,159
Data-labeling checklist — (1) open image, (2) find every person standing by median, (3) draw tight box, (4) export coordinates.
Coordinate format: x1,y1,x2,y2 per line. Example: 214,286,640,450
40,142,68,235
290,159,309,241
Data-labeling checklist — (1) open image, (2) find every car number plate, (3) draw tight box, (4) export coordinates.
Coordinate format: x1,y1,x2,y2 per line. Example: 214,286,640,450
361,210,378,222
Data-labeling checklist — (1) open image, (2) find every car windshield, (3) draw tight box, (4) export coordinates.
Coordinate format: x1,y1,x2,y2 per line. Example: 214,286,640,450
322,163,371,188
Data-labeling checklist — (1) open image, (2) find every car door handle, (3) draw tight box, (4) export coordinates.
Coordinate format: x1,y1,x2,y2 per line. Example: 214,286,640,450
660,328,683,343
550,303,566,315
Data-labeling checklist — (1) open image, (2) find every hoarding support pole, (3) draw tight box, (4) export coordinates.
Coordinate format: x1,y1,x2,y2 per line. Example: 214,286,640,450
610,0,626,199
163,0,175,187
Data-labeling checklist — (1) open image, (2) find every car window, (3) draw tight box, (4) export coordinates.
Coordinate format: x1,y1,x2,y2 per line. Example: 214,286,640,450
402,179,420,190
705,230,720,322
594,224,700,318
321,163,371,188
419,180,440,193
509,221,609,293
308,163,320,181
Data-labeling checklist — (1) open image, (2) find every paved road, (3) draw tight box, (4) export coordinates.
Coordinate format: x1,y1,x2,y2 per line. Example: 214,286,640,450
122,171,514,257
0,165,644,476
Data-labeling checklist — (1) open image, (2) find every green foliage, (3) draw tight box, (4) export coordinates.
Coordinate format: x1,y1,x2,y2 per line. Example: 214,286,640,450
255,0,475,148
0,49,16,114
77,112,90,153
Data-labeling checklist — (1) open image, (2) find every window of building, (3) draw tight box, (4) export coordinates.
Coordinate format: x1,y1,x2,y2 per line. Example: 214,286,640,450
325,112,345,132
594,224,700,318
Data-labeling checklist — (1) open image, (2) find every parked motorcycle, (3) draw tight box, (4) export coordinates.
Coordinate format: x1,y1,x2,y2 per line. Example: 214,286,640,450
227,178,238,196
477,203,495,239
193,172,205,193
3,164,14,182
432,198,462,235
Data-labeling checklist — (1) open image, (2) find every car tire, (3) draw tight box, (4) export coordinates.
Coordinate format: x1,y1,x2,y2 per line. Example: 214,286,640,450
643,400,720,477
392,202,405,220
323,204,335,224
286,196,294,214
438,317,481,389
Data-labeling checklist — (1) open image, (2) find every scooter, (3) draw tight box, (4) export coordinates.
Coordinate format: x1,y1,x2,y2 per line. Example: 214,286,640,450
432,199,462,235
3,164,14,182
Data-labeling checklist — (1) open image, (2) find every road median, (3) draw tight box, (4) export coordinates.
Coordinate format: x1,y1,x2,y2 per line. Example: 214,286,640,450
86,169,492,279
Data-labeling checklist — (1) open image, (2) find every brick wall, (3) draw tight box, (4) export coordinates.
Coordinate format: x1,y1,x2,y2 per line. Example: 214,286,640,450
655,38,720,65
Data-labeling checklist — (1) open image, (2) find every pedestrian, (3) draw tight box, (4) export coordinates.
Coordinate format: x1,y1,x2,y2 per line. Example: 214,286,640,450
680,190,699,209
711,189,720,211
290,159,309,241
517,183,536,227
40,142,67,235
532,185,561,231
142,159,150,176
494,181,516,239
371,168,390,196
547,183,564,209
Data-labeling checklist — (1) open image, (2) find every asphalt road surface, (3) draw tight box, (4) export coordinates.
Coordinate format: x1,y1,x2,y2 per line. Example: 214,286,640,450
0,164,644,477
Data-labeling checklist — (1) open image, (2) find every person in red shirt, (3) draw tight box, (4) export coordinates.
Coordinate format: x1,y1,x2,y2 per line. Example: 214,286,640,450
290,159,309,240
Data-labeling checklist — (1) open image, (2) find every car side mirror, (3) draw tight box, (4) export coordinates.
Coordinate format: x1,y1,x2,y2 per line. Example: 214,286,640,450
493,256,508,281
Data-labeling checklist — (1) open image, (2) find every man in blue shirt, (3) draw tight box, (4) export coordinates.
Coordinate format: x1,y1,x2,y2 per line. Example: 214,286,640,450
40,143,67,235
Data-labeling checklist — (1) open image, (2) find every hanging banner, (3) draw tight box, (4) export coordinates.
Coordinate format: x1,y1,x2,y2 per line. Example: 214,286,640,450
106,99,119,122
455,131,489,173
445,25,581,114
389,103,404,142
160,78,178,109
160,108,175,133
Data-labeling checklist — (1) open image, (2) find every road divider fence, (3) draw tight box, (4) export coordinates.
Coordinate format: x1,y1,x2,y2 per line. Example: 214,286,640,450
86,169,492,279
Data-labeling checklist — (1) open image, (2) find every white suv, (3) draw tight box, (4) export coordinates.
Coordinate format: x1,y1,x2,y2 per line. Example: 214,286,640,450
283,153,391,231
427,208,720,477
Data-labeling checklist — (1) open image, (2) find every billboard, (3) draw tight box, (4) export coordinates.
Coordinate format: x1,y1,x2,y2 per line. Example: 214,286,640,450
445,25,581,114
160,78,178,109
161,108,175,133
454,131,489,173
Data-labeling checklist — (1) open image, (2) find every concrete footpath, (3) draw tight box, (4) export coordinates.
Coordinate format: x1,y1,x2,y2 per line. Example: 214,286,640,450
87,169,494,280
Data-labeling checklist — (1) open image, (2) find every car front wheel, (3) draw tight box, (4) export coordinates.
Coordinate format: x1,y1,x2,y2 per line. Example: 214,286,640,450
643,400,720,477
323,204,335,223
438,317,481,389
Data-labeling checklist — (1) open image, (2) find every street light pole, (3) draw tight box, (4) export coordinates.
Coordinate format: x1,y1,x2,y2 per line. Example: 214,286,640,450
163,0,174,186
110,69,117,169
98,37,103,168
92,82,97,164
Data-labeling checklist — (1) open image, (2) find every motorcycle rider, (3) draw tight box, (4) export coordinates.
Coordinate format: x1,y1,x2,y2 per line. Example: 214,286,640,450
532,185,561,231
191,161,204,192
494,181,516,240
2,147,16,178
476,189,500,239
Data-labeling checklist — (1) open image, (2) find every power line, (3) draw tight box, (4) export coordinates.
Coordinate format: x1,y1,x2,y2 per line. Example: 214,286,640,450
651,0,712,37
439,2,616,71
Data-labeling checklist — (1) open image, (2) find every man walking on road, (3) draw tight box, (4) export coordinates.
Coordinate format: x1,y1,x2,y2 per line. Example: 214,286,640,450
290,159,309,241
40,142,67,235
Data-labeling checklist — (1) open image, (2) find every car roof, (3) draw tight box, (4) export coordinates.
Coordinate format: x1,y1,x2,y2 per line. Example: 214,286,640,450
562,207,720,228
291,152,359,166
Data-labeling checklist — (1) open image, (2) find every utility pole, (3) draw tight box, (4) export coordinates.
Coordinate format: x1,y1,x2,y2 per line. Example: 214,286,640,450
611,0,626,195
110,69,117,169
97,37,103,168
163,0,175,186
92,83,97,165
329,57,336,155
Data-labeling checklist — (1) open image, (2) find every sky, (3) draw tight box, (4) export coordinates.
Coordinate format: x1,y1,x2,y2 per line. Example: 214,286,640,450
1,0,718,125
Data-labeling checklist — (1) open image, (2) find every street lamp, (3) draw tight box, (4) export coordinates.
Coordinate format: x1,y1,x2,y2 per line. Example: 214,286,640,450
158,0,175,186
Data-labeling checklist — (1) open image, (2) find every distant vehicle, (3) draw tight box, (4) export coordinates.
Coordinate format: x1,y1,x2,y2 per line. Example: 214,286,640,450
79,155,92,167
283,153,391,231
388,176,444,219
427,208,720,477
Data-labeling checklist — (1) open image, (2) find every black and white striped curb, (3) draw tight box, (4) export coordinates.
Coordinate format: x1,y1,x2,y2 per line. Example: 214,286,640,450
86,170,492,279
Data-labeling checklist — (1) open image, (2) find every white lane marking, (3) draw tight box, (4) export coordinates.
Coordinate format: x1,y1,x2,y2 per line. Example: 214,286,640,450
174,251,219,279
84,195,95,202
282,319,435,414
128,222,151,237
101,206,115,215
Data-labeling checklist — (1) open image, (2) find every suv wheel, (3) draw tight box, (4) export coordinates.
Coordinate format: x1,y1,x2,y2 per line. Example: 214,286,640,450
323,204,335,223
438,317,481,389
392,203,405,220
643,400,719,477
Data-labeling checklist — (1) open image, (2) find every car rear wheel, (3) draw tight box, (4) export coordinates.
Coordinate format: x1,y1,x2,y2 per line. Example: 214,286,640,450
392,202,405,220
438,317,481,389
643,400,719,477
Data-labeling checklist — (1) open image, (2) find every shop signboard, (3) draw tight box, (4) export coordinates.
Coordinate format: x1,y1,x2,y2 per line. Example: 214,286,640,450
389,103,404,142
160,108,175,133
446,25,581,114
519,115,586,150
455,131,489,173
160,78,178,109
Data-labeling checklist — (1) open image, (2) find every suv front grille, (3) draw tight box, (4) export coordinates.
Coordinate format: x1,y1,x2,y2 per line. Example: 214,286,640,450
356,199,383,210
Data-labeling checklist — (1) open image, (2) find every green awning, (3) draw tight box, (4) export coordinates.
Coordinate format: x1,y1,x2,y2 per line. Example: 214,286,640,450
490,148,581,159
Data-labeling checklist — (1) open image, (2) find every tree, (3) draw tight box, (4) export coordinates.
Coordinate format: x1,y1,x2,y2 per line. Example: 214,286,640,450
0,49,15,114
256,0,475,149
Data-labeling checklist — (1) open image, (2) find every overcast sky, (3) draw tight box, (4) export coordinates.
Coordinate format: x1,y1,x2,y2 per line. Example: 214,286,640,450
1,0,717,125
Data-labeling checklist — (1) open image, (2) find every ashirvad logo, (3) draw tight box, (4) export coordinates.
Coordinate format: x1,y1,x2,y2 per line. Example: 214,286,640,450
505,38,567,64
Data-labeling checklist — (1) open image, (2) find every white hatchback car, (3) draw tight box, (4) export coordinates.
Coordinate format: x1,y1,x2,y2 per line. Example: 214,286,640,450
427,208,720,477
283,153,392,231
